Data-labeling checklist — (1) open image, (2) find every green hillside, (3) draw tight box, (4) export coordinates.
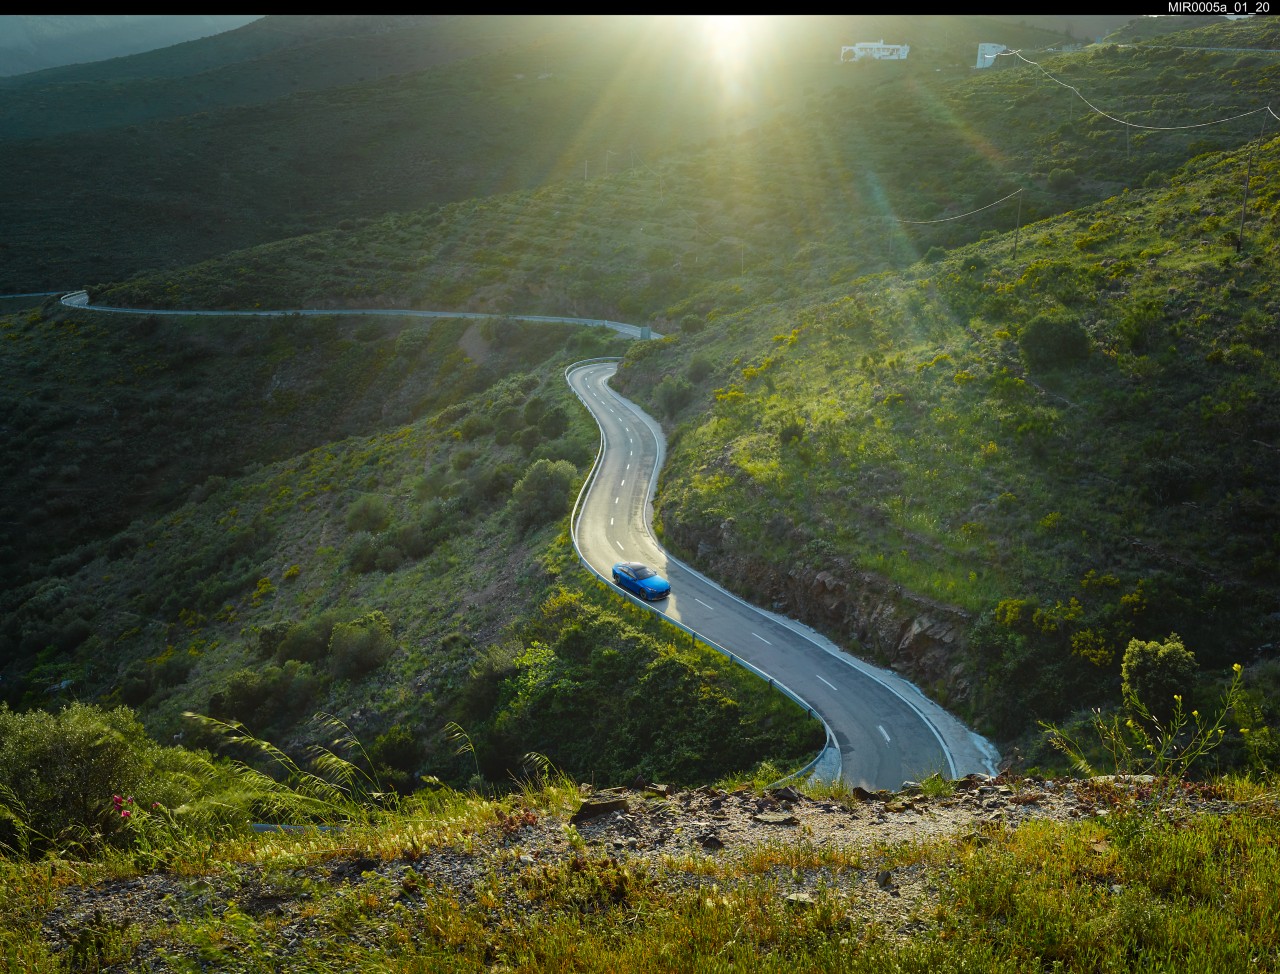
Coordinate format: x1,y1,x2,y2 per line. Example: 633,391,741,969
4,16,1280,969
5,12,1280,783
4,13,1250,293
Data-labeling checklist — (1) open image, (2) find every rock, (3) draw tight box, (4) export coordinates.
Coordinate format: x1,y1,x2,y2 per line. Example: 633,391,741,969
769,785,802,803
571,790,630,823
875,869,895,890
850,786,879,803
784,892,815,908
697,832,724,850
900,780,923,793
644,783,672,798
751,812,799,826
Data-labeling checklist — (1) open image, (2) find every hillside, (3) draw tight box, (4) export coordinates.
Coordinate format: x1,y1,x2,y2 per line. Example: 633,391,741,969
2,11,1280,783
0,12,1216,293
0,15,260,77
607,137,1280,750
4,16,1280,967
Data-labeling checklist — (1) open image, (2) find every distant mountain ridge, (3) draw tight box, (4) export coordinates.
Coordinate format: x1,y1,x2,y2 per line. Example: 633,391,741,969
0,15,262,77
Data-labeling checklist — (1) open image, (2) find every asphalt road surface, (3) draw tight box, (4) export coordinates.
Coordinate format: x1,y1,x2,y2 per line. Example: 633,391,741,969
567,359,998,791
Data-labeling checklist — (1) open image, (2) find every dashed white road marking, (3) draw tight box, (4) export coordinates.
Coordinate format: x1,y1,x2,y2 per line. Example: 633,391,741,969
816,673,838,691
878,725,892,744
752,633,772,645
694,598,714,610
615,540,625,551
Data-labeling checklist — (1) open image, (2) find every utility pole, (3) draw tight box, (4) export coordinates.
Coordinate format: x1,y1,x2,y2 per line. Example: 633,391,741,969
1012,189,1024,263
1238,114,1268,253
584,159,589,181
605,149,616,177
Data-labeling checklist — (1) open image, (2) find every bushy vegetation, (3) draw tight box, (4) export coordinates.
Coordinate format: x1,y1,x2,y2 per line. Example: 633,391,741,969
465,588,823,786
1,721,1277,972
611,132,1280,752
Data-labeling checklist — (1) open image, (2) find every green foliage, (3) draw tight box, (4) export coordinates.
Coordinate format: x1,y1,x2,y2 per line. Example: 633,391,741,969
1122,633,1198,723
1047,167,1078,192
468,589,823,786
345,494,391,534
329,611,397,681
1018,314,1090,371
276,610,347,664
0,703,153,853
654,374,694,417
208,660,324,729
1042,662,1243,781
510,458,577,533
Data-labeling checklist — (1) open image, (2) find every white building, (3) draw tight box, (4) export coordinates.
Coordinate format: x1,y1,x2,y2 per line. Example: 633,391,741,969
840,40,910,62
975,43,1006,69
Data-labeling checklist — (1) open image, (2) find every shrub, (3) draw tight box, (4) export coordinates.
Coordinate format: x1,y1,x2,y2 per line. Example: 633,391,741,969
346,531,380,574
0,703,152,851
655,375,693,417
687,353,714,383
1047,168,1077,192
329,611,397,680
1122,633,1197,723
1019,315,1090,371
345,494,391,534
276,610,347,664
510,459,577,532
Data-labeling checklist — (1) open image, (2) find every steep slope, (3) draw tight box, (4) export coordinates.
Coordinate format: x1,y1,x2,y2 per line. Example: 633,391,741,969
610,136,1280,744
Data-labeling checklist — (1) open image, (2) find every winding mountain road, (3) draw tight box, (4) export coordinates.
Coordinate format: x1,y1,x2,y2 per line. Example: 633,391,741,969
567,360,998,791
45,290,998,789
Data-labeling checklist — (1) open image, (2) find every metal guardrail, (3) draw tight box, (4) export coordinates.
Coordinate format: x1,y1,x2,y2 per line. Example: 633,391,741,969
564,359,840,785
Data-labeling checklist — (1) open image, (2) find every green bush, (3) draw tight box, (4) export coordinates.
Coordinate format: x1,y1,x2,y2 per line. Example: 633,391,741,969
1019,314,1091,371
1048,167,1077,192
655,375,694,417
687,353,714,383
0,703,153,852
329,611,397,680
209,661,323,727
510,459,577,532
345,494,391,534
276,610,347,664
346,531,380,574
1122,633,1197,723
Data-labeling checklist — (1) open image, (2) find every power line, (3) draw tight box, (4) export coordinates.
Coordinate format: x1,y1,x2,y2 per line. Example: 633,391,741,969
1000,48,1280,130
895,188,1023,225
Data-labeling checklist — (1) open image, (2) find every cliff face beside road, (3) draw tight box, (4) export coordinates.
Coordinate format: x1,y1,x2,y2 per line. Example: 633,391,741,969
668,514,975,709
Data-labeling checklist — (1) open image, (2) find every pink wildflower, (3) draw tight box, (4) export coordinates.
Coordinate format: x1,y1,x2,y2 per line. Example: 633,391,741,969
120,809,132,819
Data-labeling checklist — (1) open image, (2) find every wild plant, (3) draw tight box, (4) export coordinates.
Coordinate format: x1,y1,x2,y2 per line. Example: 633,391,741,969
1039,663,1246,785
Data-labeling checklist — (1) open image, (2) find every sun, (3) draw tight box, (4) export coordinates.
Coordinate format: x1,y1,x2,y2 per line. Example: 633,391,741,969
702,14,750,62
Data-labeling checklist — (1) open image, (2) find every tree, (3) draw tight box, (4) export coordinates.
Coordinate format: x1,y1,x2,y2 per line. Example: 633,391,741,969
1121,633,1196,723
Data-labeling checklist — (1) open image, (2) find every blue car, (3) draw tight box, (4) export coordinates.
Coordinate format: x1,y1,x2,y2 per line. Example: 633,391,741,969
611,561,671,601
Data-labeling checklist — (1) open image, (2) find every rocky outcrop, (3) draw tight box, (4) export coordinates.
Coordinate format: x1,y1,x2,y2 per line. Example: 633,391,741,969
676,516,975,706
